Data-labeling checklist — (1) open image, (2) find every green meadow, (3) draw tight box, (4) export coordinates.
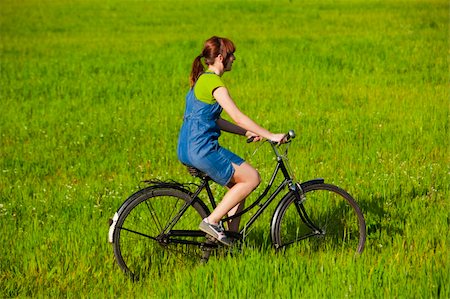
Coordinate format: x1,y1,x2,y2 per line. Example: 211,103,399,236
1,0,448,297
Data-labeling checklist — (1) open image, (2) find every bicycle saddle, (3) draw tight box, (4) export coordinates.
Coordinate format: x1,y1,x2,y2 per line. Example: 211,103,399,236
186,166,210,180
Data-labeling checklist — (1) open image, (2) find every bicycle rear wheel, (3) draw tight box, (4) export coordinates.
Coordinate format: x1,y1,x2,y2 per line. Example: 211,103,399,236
112,187,210,280
271,183,366,254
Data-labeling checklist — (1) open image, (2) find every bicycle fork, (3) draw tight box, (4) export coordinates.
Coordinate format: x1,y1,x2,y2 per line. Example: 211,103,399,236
292,183,324,236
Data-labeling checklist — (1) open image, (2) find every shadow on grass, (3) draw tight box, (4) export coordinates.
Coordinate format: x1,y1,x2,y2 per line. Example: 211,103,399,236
357,186,432,247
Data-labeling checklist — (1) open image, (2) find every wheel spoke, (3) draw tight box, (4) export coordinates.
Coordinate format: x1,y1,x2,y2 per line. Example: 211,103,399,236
118,226,158,241
144,199,163,233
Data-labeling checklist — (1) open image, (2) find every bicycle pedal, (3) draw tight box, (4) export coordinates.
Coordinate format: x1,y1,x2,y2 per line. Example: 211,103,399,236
225,231,243,240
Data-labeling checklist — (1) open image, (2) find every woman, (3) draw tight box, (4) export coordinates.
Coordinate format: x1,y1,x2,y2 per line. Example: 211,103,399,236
177,36,286,246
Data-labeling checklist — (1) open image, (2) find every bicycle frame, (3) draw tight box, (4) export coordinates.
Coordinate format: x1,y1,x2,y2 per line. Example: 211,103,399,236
162,140,318,244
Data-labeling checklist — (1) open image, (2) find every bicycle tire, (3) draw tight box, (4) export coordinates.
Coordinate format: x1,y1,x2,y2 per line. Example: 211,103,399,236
271,183,366,254
112,187,210,280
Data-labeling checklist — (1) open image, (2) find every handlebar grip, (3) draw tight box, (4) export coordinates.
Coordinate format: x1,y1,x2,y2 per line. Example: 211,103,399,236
246,136,256,143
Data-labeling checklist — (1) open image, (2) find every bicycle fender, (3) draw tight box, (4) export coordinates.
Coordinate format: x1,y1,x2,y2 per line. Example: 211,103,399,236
115,181,195,216
299,178,325,189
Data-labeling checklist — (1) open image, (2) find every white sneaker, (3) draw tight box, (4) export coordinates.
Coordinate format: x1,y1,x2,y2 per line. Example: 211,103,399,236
199,218,232,246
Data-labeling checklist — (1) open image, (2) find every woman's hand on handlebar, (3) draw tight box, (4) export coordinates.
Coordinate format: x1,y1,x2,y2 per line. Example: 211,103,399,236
270,133,288,145
246,131,289,144
245,131,263,143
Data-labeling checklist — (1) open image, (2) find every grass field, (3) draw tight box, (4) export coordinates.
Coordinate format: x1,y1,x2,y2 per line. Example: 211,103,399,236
1,0,449,297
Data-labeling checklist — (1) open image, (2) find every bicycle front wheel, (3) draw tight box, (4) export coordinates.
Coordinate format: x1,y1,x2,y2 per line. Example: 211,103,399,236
271,183,366,254
112,187,210,280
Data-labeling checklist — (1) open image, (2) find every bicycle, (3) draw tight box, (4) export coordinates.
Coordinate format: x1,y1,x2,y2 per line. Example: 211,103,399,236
108,130,366,280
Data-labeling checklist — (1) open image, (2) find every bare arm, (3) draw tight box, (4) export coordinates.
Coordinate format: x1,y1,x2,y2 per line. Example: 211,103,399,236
213,87,285,142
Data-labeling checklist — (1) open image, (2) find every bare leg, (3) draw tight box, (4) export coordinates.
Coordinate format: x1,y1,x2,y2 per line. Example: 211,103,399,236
226,199,246,232
207,162,260,231
222,182,246,232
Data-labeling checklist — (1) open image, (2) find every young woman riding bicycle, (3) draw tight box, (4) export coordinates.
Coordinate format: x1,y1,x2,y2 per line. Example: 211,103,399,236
177,36,287,246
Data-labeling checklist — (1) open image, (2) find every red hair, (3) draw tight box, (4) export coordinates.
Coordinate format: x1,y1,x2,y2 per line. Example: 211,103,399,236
189,36,236,87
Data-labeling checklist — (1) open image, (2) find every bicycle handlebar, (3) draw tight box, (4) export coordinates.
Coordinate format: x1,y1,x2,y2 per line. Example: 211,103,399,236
246,130,296,144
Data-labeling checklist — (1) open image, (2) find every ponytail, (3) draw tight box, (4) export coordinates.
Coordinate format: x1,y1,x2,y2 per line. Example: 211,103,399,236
189,36,236,88
189,55,204,88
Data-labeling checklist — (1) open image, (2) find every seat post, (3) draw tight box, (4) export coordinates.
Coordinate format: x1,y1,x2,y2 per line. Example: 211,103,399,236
185,165,216,209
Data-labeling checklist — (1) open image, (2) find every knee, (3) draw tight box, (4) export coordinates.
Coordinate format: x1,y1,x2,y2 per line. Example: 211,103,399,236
233,163,261,189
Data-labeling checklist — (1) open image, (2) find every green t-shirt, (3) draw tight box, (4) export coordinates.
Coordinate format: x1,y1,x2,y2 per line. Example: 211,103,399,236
194,71,225,104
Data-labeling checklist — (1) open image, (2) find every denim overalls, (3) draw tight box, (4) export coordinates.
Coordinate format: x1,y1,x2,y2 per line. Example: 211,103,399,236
177,83,244,186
